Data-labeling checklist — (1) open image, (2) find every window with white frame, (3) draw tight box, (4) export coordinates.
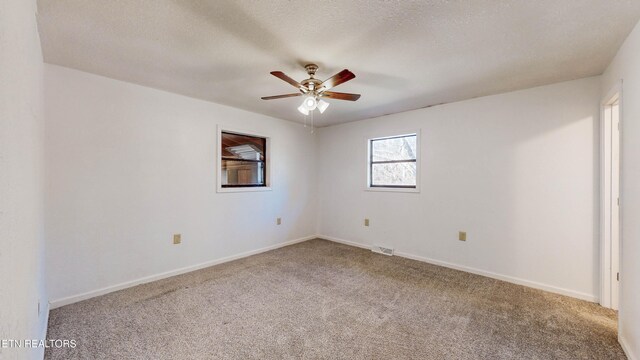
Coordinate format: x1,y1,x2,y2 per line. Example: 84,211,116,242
368,134,417,188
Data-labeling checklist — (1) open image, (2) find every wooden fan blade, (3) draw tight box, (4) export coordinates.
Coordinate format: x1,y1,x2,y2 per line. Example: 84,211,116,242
319,69,355,91
321,91,361,101
270,71,303,90
261,93,302,100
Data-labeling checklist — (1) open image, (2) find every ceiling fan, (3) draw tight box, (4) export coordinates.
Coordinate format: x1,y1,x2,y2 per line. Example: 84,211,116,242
261,64,361,115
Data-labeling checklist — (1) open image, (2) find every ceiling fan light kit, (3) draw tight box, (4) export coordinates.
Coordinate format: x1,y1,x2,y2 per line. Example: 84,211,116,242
304,96,317,110
297,103,309,115
316,99,329,113
262,63,361,116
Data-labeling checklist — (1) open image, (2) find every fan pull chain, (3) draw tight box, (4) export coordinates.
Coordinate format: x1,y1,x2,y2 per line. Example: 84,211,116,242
310,111,314,134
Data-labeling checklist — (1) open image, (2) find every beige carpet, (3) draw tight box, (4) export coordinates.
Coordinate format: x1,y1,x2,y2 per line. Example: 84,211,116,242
46,239,624,359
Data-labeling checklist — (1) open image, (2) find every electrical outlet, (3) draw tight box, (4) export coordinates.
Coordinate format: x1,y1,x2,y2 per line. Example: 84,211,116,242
276,218,282,225
173,234,181,245
364,218,370,227
459,231,467,241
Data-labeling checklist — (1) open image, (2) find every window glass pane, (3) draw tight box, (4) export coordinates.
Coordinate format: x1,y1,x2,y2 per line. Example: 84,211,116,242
221,160,265,186
221,132,266,187
221,132,265,161
371,162,416,187
372,135,416,162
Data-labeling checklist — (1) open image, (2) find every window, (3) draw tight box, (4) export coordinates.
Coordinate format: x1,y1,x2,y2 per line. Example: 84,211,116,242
368,133,418,189
220,131,267,188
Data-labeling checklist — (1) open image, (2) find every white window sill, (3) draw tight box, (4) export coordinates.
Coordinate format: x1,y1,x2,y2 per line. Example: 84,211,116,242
365,187,420,193
217,187,272,193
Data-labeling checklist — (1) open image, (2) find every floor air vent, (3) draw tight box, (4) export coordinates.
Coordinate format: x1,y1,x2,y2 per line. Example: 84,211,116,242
371,245,394,256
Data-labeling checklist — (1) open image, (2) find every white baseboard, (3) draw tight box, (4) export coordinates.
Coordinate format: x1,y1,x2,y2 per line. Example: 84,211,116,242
620,334,637,360
318,235,598,302
36,302,50,359
50,234,598,308
318,235,370,250
41,302,50,337
50,235,316,309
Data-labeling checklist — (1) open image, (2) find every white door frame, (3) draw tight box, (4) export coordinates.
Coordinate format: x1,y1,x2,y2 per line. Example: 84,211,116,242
600,81,622,309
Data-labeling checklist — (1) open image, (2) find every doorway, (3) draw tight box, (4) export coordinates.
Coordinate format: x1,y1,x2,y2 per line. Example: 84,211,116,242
601,85,621,310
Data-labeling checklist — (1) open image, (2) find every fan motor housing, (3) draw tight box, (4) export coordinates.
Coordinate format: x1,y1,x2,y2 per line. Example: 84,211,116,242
301,78,322,91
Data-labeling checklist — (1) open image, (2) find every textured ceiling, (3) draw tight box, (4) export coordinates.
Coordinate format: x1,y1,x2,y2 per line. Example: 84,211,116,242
38,0,640,127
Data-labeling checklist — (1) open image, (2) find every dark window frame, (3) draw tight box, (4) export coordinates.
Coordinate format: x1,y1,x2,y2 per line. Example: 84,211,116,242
369,134,417,189
221,131,267,188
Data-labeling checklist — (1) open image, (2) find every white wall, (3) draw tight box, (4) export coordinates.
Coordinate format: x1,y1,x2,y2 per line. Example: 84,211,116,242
45,65,316,305
0,0,47,359
317,77,601,301
38,19,639,357
602,19,640,360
